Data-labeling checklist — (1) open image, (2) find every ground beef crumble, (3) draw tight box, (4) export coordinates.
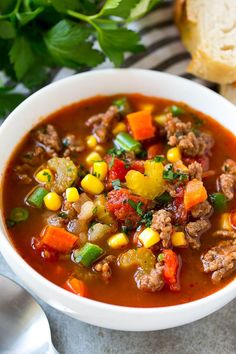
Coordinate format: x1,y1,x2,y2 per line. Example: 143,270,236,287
94,255,116,283
218,159,236,200
135,263,164,292
32,124,62,156
86,105,118,143
188,161,203,180
191,200,213,219
201,240,236,283
151,209,173,248
185,219,211,249
165,115,214,156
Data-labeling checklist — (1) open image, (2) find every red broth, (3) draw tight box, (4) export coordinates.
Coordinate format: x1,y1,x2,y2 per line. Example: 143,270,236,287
2,94,236,307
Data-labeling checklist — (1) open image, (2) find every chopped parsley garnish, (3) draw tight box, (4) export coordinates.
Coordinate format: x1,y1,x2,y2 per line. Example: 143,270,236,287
155,192,173,207
163,164,188,182
192,114,204,127
42,171,51,182
127,199,154,227
154,155,165,163
57,212,68,219
128,199,144,217
92,207,98,215
108,147,126,158
136,149,147,159
112,179,121,190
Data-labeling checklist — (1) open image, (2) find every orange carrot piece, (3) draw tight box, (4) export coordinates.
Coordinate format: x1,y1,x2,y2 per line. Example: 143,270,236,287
64,278,87,297
41,226,78,253
127,110,155,140
184,179,207,210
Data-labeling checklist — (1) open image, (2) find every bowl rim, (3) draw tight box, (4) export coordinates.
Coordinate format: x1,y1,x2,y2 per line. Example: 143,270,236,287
1,67,236,314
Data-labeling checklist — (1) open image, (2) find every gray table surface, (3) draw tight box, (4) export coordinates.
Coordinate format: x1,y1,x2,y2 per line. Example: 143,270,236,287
1,253,236,354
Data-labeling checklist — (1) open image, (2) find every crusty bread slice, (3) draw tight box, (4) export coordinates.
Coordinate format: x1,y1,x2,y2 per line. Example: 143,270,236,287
175,0,236,84
220,83,236,104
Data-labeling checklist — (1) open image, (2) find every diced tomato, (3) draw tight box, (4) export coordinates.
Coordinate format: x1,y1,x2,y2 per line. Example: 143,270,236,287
105,157,145,184
147,143,164,159
106,188,148,226
230,212,236,229
172,187,188,225
163,249,181,291
63,278,87,297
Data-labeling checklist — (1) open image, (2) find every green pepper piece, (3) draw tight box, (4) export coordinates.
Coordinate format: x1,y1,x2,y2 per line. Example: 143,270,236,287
73,242,104,267
10,207,29,222
209,193,228,212
26,186,49,208
114,132,142,154
113,97,131,115
170,105,185,116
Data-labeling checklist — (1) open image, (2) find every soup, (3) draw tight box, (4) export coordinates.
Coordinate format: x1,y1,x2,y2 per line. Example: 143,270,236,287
2,94,236,307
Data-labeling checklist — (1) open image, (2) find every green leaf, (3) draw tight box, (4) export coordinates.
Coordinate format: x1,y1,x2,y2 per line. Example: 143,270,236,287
9,36,35,80
44,20,104,68
101,0,140,18
97,27,143,66
51,0,80,12
0,0,15,14
129,0,161,20
16,7,44,26
23,66,48,90
0,91,26,118
0,21,16,39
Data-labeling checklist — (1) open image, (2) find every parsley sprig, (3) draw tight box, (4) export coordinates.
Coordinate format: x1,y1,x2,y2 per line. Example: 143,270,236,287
0,0,161,118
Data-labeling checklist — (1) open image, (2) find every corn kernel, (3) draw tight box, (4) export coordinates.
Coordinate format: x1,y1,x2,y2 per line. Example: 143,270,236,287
86,152,102,166
108,233,129,249
86,135,97,149
44,192,62,211
167,147,182,163
66,187,80,202
138,228,160,248
138,103,155,112
154,114,167,126
93,161,108,181
81,174,104,195
95,145,105,155
35,168,53,183
171,232,187,247
112,122,127,135
174,160,189,172
220,213,232,231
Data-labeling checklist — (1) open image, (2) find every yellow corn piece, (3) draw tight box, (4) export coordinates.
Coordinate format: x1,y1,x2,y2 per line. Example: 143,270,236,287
167,147,181,163
138,103,155,112
154,114,167,126
108,233,129,249
171,231,187,247
81,174,104,195
138,228,160,248
66,187,80,202
44,192,61,211
93,161,108,181
174,160,189,172
220,213,232,231
126,160,165,200
86,152,102,166
86,135,97,149
112,122,127,135
35,168,53,183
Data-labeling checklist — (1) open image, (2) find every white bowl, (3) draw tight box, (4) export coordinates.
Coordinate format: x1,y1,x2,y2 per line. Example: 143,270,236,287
1,69,236,331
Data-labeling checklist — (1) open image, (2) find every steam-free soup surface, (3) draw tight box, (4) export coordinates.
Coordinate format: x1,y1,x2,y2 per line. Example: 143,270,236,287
3,94,236,307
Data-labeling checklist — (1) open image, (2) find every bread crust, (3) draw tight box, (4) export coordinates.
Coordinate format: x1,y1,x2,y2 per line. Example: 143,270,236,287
174,0,236,84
